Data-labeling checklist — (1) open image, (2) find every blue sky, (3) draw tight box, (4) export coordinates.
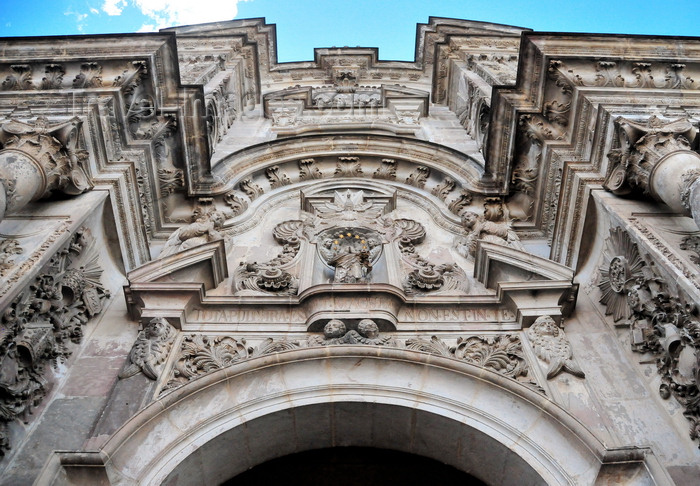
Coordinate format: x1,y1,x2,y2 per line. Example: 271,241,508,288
2,1,699,62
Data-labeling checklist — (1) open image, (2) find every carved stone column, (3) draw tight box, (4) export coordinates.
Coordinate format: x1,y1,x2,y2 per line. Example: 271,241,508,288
605,116,700,228
0,117,91,220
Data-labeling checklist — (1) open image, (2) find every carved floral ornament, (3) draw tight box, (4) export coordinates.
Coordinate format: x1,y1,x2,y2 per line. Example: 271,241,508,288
598,226,700,445
0,227,109,455
155,317,543,397
228,189,487,296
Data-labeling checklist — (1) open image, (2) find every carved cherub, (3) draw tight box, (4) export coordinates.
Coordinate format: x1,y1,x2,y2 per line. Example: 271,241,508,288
160,210,226,258
307,319,348,346
455,211,522,258
307,318,394,346
526,315,585,379
119,317,176,380
352,319,396,346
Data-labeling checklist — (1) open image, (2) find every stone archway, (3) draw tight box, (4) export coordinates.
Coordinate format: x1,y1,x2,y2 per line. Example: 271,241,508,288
96,346,616,486
224,447,488,485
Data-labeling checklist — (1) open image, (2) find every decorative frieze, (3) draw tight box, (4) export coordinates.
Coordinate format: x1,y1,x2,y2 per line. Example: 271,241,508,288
598,226,700,445
0,239,22,277
159,319,542,397
0,227,109,455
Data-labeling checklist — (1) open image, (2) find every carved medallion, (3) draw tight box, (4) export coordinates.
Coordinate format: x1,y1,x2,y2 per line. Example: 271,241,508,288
598,227,645,321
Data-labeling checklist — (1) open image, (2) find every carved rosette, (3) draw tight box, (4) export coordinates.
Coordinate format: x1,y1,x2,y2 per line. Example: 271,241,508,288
0,227,109,455
598,227,646,322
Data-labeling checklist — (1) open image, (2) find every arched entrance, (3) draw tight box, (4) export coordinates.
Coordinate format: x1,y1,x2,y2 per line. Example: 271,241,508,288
225,447,488,486
99,347,612,485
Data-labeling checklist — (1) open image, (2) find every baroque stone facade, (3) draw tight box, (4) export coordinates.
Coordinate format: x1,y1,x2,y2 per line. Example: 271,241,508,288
0,17,697,486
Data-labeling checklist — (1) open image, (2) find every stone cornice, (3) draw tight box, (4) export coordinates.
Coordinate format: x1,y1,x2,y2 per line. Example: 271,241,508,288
480,33,700,266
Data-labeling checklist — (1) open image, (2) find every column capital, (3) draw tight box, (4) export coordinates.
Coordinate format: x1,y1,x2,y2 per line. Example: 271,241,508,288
605,116,698,198
0,116,91,219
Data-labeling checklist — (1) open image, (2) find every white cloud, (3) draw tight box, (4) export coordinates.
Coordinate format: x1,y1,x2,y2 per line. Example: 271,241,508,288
102,0,128,16
64,9,89,31
137,24,158,32
134,0,244,29
90,7,100,14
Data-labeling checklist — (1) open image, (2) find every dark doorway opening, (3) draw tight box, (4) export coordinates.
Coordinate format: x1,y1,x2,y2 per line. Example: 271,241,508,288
223,446,488,486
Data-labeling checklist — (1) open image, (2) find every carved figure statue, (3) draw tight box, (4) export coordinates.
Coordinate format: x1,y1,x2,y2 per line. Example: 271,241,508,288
160,211,226,258
455,211,522,258
327,237,372,283
527,315,585,379
119,317,176,380
319,230,377,284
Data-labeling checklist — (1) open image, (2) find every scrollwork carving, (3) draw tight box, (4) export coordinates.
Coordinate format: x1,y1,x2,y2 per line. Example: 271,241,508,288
159,324,542,397
240,178,264,200
39,64,65,90
223,191,249,216
233,220,304,295
334,157,363,177
265,165,292,189
2,65,33,91
431,177,455,202
405,166,430,188
447,190,473,216
162,335,249,392
72,62,102,89
372,158,397,180
299,158,323,180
